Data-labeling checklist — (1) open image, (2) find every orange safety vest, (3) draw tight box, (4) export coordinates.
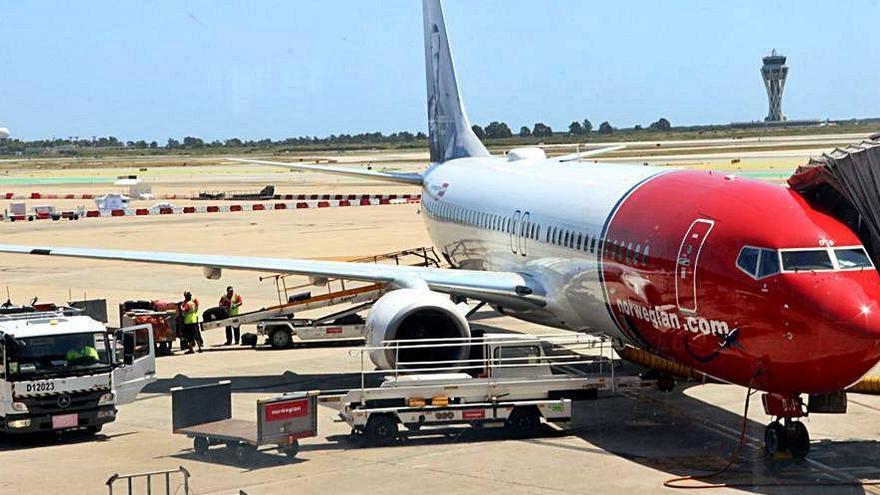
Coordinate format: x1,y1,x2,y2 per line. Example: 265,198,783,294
219,293,242,316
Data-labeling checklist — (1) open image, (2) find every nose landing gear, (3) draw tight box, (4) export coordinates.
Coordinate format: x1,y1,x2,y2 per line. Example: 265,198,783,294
762,393,810,459
764,418,810,459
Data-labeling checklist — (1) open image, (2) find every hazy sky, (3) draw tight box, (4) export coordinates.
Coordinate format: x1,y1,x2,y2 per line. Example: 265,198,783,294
2,1,879,141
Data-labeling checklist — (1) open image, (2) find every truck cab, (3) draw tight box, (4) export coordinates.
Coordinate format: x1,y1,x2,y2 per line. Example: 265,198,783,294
482,334,554,380
0,311,156,434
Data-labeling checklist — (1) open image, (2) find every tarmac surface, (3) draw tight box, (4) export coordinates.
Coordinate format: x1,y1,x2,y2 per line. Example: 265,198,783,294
0,141,878,494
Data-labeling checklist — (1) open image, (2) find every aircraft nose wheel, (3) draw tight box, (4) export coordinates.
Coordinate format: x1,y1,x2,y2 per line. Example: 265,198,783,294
764,419,810,459
763,421,787,455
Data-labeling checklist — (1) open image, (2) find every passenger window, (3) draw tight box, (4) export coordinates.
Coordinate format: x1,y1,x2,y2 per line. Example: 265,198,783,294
590,237,596,253
642,245,649,265
781,250,833,272
577,234,583,250
757,249,780,278
736,247,759,276
835,247,873,269
563,231,569,247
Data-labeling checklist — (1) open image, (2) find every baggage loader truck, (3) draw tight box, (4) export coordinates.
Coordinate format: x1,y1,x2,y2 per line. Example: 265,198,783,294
0,310,156,434
321,334,655,445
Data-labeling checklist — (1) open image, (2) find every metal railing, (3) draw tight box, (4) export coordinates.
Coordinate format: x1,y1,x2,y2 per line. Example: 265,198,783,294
106,466,190,495
346,333,619,394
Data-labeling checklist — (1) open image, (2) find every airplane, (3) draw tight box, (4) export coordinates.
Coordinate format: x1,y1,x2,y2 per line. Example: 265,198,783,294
1,0,878,460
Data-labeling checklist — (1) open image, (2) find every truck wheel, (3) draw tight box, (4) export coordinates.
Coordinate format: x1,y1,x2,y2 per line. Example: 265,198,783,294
364,414,398,446
193,437,210,456
234,443,256,464
280,439,300,458
269,328,292,349
505,407,540,439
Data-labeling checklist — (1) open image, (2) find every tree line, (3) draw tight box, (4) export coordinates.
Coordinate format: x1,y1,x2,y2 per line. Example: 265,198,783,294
0,117,673,154
471,117,671,140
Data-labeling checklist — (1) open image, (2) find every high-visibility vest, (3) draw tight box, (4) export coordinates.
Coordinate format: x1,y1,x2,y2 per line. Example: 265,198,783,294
183,299,199,324
67,346,99,362
220,293,242,317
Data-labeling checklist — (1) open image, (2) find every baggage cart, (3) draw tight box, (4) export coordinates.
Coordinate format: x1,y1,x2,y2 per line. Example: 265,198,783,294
171,381,318,464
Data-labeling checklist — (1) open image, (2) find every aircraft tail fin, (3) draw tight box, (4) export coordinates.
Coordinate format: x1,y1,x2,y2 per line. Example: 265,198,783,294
423,0,490,164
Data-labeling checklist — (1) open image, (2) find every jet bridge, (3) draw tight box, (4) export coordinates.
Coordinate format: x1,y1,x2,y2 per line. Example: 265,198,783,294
788,134,880,265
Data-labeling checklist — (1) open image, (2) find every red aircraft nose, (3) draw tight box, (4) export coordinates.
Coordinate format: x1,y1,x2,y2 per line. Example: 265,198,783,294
782,273,880,393
816,273,880,338
842,301,880,338
766,270,880,393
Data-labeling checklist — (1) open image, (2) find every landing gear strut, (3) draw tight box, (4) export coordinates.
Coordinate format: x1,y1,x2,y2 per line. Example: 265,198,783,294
761,393,810,459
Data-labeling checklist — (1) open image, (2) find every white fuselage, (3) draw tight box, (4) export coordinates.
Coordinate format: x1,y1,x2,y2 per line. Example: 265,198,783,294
418,156,666,341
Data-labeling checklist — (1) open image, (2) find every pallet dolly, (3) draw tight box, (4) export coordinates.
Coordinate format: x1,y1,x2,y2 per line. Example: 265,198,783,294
171,381,318,464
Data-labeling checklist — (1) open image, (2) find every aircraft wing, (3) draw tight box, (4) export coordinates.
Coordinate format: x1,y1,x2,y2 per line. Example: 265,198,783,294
555,145,626,162
0,245,545,309
228,158,424,186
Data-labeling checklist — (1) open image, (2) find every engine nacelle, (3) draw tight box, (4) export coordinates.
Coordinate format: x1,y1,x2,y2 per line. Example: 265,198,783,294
366,289,470,369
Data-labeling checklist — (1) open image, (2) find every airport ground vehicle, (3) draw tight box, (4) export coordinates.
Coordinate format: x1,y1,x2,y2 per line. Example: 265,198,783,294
256,310,366,349
200,247,442,349
119,300,180,354
0,308,156,434
171,381,317,464
321,334,653,446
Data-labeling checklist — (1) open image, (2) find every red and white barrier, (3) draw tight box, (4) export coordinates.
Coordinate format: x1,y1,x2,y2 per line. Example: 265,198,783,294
1,192,418,202
0,196,421,223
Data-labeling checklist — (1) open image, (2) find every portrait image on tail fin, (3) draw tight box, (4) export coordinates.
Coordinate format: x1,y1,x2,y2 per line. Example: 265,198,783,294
423,0,488,164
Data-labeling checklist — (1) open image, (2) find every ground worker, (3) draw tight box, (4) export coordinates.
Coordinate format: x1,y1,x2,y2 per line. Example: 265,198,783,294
66,337,100,365
180,290,202,354
219,285,243,345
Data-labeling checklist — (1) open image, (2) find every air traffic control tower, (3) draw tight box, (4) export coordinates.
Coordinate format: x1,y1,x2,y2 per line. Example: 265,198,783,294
761,50,788,122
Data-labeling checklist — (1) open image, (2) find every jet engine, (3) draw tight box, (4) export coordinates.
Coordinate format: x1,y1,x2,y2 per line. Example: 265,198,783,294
366,289,470,370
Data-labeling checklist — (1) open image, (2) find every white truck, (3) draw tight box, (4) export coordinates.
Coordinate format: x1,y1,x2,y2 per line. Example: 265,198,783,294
0,310,156,435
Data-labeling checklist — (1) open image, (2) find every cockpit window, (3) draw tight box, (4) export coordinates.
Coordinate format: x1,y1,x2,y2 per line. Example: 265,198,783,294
757,249,780,278
737,246,780,279
781,250,833,272
736,247,759,276
834,247,873,269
